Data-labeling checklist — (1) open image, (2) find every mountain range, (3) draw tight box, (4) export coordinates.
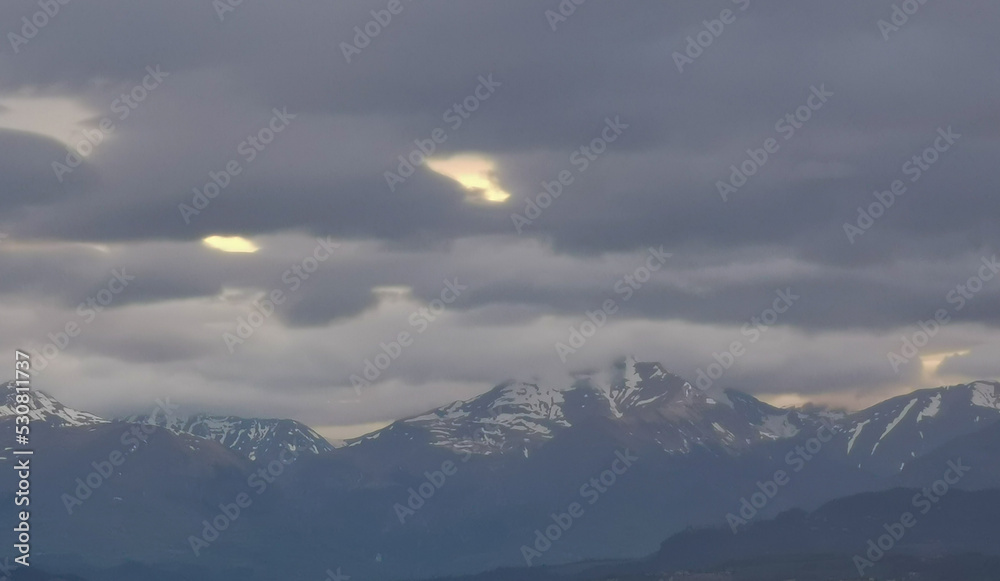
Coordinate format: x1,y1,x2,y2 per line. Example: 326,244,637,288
2,357,998,580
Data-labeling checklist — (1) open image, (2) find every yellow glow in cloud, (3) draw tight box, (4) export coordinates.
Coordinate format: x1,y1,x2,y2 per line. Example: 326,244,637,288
426,154,511,203
372,286,412,301
921,350,971,376
757,393,812,409
202,236,259,253
314,421,392,441
0,96,100,151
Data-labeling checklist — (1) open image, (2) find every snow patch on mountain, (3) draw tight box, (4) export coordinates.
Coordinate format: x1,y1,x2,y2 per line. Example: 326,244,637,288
917,393,942,422
971,382,1000,410
407,401,469,423
879,398,918,441
376,358,822,457
490,382,568,423
758,413,801,440
399,381,573,455
127,412,334,460
609,357,673,410
847,419,869,454
0,383,107,427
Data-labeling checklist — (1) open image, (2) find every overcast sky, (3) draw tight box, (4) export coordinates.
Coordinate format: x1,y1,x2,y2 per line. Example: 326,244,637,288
2,0,998,439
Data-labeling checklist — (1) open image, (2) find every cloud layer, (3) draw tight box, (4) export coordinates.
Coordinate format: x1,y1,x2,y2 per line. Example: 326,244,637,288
1,0,998,433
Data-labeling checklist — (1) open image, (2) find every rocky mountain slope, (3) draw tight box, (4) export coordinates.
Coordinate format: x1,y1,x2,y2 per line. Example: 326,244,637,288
0,381,334,462
2,363,998,580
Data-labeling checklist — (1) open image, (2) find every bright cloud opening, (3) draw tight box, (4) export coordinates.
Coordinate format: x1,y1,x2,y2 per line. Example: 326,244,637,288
921,350,971,376
426,154,511,203
756,392,811,409
202,236,260,253
0,96,101,152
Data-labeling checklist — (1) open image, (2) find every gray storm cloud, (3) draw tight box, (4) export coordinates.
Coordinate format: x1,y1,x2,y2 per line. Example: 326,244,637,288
0,0,997,430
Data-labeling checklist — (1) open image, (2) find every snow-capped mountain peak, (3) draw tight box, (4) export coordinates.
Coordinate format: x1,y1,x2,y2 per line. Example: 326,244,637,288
390,380,574,456
0,381,332,462
355,358,822,458
125,412,335,461
0,382,107,427
970,381,1000,410
842,380,1000,475
609,357,689,410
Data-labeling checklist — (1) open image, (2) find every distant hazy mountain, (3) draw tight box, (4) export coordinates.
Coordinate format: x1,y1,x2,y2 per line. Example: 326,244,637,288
2,366,999,581
840,381,1000,476
124,411,335,461
643,485,1000,579
0,383,106,428
348,358,828,458
425,485,1000,581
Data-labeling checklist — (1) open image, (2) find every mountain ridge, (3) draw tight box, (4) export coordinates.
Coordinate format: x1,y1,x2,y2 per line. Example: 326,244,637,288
0,381,333,462
6,368,1000,467
346,357,836,458
3,367,1000,580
